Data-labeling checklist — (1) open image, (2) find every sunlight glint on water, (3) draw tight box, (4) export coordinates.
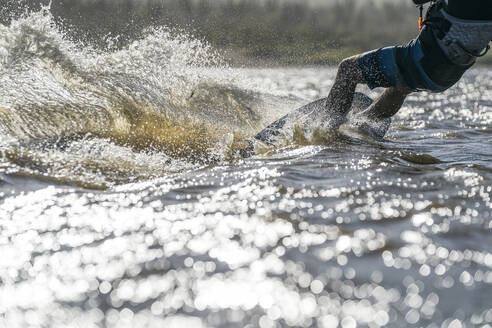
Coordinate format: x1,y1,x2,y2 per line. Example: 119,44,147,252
0,8,491,328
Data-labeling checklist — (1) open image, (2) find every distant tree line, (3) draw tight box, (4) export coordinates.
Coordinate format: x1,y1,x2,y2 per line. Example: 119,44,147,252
1,0,490,65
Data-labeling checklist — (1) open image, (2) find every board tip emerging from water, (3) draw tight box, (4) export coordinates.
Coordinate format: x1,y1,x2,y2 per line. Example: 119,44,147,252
239,92,392,157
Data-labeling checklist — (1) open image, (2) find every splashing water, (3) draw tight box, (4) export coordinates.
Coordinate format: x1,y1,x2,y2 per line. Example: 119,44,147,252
0,8,298,187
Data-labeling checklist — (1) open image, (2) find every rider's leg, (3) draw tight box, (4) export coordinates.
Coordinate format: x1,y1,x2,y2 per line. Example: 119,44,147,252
324,56,365,115
361,85,412,119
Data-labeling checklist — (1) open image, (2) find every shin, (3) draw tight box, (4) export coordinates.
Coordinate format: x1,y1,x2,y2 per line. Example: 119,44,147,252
325,56,365,115
361,86,412,119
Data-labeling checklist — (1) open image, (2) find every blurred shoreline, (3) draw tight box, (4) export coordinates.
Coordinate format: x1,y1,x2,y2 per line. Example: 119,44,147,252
1,0,491,66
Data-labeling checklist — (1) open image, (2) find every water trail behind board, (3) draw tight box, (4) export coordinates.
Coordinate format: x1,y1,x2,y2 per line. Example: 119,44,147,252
0,8,302,187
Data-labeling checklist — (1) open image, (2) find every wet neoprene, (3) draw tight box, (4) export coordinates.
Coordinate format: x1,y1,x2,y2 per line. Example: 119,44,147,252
424,0,492,65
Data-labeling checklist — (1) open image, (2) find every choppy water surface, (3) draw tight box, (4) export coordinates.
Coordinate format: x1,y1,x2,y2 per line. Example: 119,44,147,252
1,9,492,328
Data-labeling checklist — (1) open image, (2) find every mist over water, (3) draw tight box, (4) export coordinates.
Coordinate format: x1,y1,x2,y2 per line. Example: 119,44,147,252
1,7,492,328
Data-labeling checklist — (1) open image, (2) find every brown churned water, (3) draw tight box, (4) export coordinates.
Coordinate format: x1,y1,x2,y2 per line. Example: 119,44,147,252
0,9,491,328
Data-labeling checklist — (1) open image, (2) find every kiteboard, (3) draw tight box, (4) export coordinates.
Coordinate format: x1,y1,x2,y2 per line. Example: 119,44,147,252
240,92,391,157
